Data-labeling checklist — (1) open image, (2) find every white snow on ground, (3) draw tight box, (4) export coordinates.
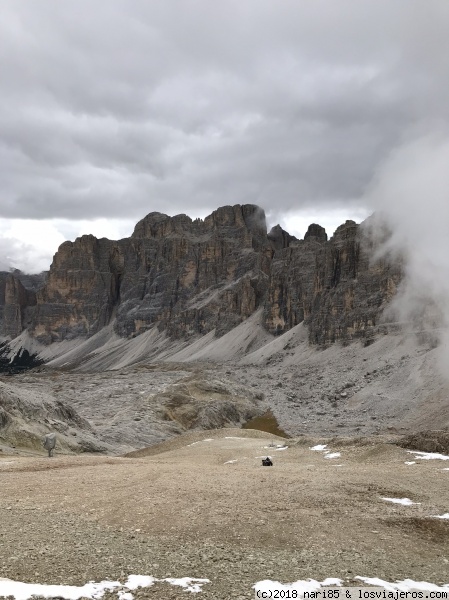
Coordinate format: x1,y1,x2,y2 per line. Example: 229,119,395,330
123,576,155,590
380,497,420,506
405,461,416,465
125,575,208,594
254,578,342,594
187,439,214,447
310,445,342,459
407,450,449,460
224,460,238,464
262,444,288,451
0,575,210,599
0,579,122,600
162,578,209,593
431,513,449,519
355,577,449,591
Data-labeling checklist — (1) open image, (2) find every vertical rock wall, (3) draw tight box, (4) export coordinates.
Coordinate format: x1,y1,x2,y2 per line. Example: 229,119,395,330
1,205,402,346
0,272,39,339
264,220,402,344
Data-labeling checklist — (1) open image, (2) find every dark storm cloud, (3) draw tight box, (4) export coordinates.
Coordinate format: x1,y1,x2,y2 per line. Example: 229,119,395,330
1,0,449,223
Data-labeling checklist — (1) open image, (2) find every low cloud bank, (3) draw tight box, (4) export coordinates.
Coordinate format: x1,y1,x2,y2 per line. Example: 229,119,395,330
366,133,449,369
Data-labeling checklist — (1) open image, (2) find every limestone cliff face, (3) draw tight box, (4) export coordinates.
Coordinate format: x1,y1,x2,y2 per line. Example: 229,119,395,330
264,220,402,344
0,271,41,339
0,274,7,336
119,204,272,339
29,205,274,343
33,235,124,342
1,205,402,347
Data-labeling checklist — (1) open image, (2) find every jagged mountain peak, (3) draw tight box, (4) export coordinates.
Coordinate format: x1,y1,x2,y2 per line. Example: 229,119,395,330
0,204,400,353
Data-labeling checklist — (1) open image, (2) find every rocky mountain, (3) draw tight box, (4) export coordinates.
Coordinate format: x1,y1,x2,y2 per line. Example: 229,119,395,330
0,377,107,453
0,204,402,354
0,271,45,340
2,205,448,456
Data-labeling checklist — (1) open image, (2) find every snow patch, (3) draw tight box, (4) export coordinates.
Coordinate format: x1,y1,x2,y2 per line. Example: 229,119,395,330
125,574,208,594
224,460,238,464
404,461,416,465
431,513,449,519
187,438,214,447
407,450,449,460
0,579,122,600
0,575,210,599
355,577,449,591
310,445,341,459
380,497,420,506
162,578,209,593
124,576,155,590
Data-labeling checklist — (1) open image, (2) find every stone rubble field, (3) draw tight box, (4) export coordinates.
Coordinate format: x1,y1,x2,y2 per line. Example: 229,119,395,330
1,429,449,599
3,320,449,457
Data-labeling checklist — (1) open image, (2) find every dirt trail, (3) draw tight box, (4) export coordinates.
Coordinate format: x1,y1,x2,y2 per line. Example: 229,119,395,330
1,429,449,598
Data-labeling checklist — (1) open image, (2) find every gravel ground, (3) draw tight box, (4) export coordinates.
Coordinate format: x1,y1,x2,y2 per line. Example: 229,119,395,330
1,430,449,599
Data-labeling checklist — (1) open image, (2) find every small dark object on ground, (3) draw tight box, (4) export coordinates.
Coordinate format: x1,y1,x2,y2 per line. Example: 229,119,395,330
43,433,56,457
262,457,273,466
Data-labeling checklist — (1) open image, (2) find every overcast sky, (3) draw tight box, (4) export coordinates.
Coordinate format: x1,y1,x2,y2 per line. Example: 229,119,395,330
1,1,448,272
